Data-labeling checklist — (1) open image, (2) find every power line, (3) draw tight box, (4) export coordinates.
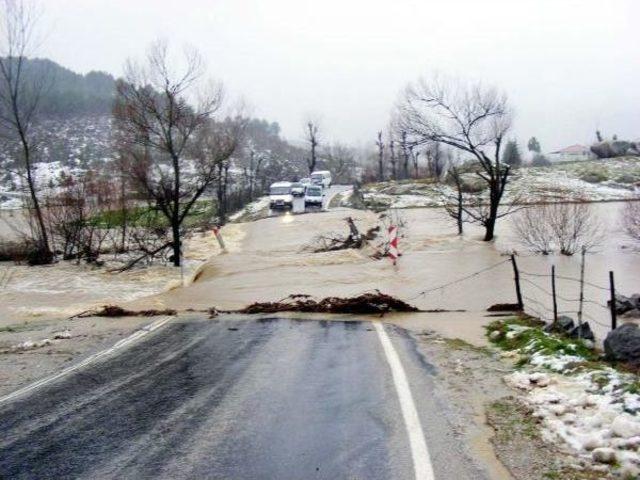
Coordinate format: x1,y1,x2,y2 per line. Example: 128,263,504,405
408,259,510,300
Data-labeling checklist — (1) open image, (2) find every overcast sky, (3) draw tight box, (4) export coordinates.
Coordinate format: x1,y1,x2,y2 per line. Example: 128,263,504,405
42,0,639,152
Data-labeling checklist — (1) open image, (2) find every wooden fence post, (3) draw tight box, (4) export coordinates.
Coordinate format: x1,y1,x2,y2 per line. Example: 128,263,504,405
510,255,523,311
577,247,586,339
609,271,617,331
551,265,558,325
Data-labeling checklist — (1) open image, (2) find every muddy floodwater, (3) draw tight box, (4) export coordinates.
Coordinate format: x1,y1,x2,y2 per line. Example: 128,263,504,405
1,201,638,342
127,201,640,343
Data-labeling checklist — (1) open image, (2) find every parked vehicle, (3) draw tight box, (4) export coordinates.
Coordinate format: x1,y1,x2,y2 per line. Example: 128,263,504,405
291,182,305,197
269,181,293,209
304,184,324,206
310,170,332,188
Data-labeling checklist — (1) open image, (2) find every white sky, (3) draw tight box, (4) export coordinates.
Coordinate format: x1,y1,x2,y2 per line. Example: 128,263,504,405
42,0,639,151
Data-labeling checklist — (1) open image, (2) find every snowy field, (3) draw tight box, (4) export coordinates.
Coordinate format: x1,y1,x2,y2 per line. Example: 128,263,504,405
359,157,640,210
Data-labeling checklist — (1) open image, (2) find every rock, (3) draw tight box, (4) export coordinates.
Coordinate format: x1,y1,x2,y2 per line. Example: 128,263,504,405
622,309,640,319
489,330,502,341
548,404,568,416
568,322,595,341
631,294,640,309
53,330,72,340
619,464,640,479
604,323,640,363
591,142,616,159
609,294,635,315
544,315,574,333
611,414,640,439
504,372,533,390
581,339,595,350
529,372,551,387
592,447,617,464
591,140,633,158
581,434,604,451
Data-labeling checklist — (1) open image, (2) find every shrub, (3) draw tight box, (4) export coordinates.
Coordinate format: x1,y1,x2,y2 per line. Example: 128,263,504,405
579,167,608,183
531,154,551,167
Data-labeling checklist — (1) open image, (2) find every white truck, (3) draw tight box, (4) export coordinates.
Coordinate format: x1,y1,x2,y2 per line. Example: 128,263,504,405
310,170,332,189
269,181,294,209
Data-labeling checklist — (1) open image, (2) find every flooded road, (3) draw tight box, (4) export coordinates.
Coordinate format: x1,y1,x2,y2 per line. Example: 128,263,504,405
134,201,640,343
1,195,638,343
0,316,487,480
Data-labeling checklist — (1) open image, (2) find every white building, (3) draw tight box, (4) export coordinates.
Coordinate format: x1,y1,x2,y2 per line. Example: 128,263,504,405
547,144,595,163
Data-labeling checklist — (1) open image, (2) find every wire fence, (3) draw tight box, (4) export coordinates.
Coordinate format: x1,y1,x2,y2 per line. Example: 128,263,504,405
405,249,620,340
518,266,613,331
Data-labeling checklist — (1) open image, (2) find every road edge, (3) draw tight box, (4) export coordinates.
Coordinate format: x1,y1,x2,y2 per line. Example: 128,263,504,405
0,315,173,406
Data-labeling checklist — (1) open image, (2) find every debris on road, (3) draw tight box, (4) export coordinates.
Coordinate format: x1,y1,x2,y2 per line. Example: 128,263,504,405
77,305,177,318
231,291,419,315
487,303,523,312
308,217,378,253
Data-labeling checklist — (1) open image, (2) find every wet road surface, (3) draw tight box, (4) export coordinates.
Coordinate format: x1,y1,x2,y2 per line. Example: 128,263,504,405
0,317,487,479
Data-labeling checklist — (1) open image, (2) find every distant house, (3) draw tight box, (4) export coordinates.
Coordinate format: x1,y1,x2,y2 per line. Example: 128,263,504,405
547,144,595,163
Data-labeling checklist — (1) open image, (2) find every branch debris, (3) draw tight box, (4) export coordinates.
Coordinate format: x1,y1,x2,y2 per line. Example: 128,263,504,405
232,291,419,315
77,305,177,318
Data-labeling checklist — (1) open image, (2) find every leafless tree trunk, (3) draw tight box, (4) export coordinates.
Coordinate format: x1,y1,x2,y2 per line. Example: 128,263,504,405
389,138,397,180
443,167,465,235
375,130,384,181
305,120,319,174
113,40,237,267
0,0,52,262
400,130,410,179
411,147,419,179
247,149,263,200
398,74,512,241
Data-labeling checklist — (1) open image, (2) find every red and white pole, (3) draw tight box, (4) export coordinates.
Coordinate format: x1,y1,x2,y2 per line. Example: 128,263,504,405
388,225,399,265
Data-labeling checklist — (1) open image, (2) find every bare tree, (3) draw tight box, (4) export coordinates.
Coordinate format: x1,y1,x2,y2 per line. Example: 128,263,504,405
398,74,513,240
375,130,385,181
322,143,357,184
244,149,263,200
0,0,52,262
388,138,397,180
113,41,237,267
622,201,640,243
513,202,604,256
512,206,554,255
304,120,319,174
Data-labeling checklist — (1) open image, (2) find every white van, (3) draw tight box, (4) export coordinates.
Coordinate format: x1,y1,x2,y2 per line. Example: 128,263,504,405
269,181,293,209
310,170,332,189
304,184,324,206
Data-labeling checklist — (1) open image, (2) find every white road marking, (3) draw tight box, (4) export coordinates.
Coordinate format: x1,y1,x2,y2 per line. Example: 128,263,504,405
0,316,173,406
374,321,435,480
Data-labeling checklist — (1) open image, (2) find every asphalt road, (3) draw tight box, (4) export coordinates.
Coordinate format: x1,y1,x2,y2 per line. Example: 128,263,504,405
0,317,487,480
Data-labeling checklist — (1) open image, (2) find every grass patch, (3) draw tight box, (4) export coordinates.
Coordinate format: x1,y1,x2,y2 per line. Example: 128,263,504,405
486,316,597,361
89,200,216,229
487,397,538,440
443,337,492,356
622,379,640,395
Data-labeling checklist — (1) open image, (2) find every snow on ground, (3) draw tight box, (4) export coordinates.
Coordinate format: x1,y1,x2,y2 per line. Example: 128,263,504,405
361,157,640,210
495,322,640,477
229,196,270,222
